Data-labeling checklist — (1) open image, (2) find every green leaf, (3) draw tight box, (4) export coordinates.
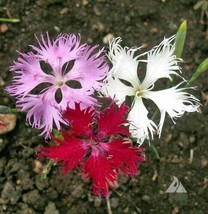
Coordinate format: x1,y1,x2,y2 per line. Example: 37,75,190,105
0,106,20,114
0,18,20,23
193,1,205,10
202,1,208,11
189,58,208,84
173,20,187,58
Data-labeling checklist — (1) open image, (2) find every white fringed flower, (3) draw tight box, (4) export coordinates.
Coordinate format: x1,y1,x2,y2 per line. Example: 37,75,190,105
102,36,200,145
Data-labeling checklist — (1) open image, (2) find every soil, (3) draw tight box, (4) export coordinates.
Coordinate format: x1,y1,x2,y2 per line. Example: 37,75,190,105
0,0,208,214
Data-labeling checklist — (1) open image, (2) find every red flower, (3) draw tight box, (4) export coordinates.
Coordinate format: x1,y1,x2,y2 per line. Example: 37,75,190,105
39,102,145,197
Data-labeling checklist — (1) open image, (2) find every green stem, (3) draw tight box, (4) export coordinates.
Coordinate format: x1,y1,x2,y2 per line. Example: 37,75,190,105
151,144,160,160
40,160,55,180
0,18,20,23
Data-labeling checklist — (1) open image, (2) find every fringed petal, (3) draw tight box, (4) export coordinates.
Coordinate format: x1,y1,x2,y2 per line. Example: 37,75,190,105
128,97,157,144
39,138,88,174
17,88,66,137
97,101,130,138
101,76,135,106
6,52,52,96
108,37,141,88
141,35,183,89
143,83,200,137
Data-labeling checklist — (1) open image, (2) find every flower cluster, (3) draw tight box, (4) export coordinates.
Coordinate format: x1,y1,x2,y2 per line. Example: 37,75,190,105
6,32,200,197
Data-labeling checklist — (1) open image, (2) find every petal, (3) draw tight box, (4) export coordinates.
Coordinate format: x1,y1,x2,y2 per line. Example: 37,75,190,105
38,137,88,174
101,76,135,105
62,103,94,138
127,97,157,144
66,45,109,90
59,84,97,110
83,147,118,197
141,36,182,89
31,33,86,77
17,87,66,137
6,52,53,96
107,37,141,88
143,83,200,137
97,102,130,139
107,140,145,175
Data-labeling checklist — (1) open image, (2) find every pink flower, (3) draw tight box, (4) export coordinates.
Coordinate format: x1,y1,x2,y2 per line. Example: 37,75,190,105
39,102,145,197
6,33,109,137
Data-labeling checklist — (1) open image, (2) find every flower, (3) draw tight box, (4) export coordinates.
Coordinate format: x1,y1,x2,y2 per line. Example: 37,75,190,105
38,102,145,197
101,36,200,144
6,33,109,137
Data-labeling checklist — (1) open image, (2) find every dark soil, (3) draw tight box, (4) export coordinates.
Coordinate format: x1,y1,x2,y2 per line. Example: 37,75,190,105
0,0,208,213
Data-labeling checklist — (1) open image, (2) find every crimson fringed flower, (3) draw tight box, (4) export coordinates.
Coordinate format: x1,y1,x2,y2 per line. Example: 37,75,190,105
39,102,145,197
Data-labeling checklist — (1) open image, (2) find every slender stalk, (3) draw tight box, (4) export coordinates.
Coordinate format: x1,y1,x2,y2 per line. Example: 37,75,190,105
0,18,20,23
151,144,160,160
106,197,113,214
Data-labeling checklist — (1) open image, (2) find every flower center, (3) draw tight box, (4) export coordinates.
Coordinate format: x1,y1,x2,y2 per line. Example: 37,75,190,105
55,81,64,87
135,87,144,97
88,138,99,146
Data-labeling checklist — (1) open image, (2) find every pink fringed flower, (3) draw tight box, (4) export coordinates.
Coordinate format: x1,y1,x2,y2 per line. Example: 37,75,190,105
39,102,145,197
6,33,109,137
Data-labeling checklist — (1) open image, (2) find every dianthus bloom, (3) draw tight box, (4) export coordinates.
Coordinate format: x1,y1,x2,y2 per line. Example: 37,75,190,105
101,36,200,144
6,33,109,137
39,102,145,197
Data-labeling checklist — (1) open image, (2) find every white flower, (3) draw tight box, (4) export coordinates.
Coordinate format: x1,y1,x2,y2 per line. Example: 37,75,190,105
102,36,200,145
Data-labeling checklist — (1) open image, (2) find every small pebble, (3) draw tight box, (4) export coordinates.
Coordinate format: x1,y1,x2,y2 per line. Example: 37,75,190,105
201,157,208,168
94,197,102,208
71,185,83,198
150,27,158,34
33,160,43,174
60,8,69,15
103,33,114,44
44,202,59,214
0,24,8,33
82,0,88,6
142,195,150,203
